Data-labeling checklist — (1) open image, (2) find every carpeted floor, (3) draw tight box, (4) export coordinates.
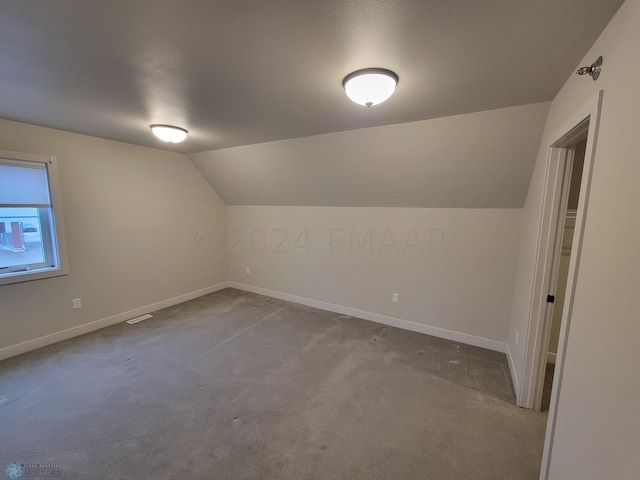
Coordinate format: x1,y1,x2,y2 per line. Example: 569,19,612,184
0,288,547,479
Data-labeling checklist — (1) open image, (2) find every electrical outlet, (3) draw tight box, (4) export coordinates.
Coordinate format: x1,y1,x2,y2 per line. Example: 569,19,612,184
245,267,250,274
392,293,399,303
515,330,519,346
72,298,82,310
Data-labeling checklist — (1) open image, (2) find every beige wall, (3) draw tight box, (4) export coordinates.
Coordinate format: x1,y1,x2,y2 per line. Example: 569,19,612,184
0,119,227,356
508,0,640,477
228,206,521,348
0,114,527,360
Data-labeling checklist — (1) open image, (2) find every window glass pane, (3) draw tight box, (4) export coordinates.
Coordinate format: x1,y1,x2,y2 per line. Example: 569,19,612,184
0,207,46,269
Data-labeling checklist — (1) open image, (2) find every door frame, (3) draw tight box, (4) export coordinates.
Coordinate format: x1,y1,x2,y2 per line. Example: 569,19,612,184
533,143,577,411
519,91,603,409
517,90,603,479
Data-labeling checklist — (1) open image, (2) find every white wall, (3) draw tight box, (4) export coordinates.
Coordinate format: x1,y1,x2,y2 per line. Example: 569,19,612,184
190,104,550,356
228,206,521,350
508,0,640,477
0,119,227,357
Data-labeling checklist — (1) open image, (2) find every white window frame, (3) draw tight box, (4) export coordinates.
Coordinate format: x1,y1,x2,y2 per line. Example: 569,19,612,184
0,150,69,285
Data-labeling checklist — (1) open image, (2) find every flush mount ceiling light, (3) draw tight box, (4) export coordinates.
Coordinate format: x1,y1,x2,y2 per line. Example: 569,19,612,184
150,124,188,143
343,68,398,107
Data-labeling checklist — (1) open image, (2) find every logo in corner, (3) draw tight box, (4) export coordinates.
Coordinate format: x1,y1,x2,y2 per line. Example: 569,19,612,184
5,464,22,480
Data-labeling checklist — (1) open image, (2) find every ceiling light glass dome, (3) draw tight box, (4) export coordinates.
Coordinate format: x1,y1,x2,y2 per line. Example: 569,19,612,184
343,68,398,107
150,124,188,143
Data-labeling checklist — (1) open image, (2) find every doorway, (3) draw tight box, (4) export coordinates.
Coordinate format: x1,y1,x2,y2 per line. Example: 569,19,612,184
539,138,586,412
520,91,604,480
518,92,603,414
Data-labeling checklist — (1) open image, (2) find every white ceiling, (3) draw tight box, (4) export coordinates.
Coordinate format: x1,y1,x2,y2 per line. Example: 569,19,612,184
190,103,550,208
0,0,624,154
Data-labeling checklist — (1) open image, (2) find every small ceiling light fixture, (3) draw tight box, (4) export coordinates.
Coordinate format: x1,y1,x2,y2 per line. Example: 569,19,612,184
343,68,399,107
150,124,188,143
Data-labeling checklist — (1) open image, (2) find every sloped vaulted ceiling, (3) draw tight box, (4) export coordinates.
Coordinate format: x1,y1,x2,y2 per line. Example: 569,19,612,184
189,103,550,208
0,1,623,207
0,0,623,154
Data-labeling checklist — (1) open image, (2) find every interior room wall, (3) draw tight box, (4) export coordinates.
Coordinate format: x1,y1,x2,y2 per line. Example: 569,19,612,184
0,119,227,358
227,206,521,350
507,0,640,477
190,103,552,354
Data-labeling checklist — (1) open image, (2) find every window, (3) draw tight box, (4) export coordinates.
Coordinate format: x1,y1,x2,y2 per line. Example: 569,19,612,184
0,150,68,285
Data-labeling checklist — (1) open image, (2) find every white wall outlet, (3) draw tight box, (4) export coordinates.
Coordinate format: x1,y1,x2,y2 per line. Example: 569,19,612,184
72,298,82,310
392,293,399,303
245,267,250,274
515,330,519,346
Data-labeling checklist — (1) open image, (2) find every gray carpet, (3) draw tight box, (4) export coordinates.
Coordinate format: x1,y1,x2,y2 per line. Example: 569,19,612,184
0,288,546,479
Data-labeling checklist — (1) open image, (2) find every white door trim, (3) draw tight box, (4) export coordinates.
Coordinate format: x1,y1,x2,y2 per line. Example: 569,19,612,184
520,91,603,409
533,147,576,411
518,146,568,408
523,91,604,480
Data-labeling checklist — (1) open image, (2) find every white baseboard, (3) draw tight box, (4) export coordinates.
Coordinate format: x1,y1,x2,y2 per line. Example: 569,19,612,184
547,352,557,364
506,342,520,403
2,280,512,363
229,282,507,353
0,282,230,361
